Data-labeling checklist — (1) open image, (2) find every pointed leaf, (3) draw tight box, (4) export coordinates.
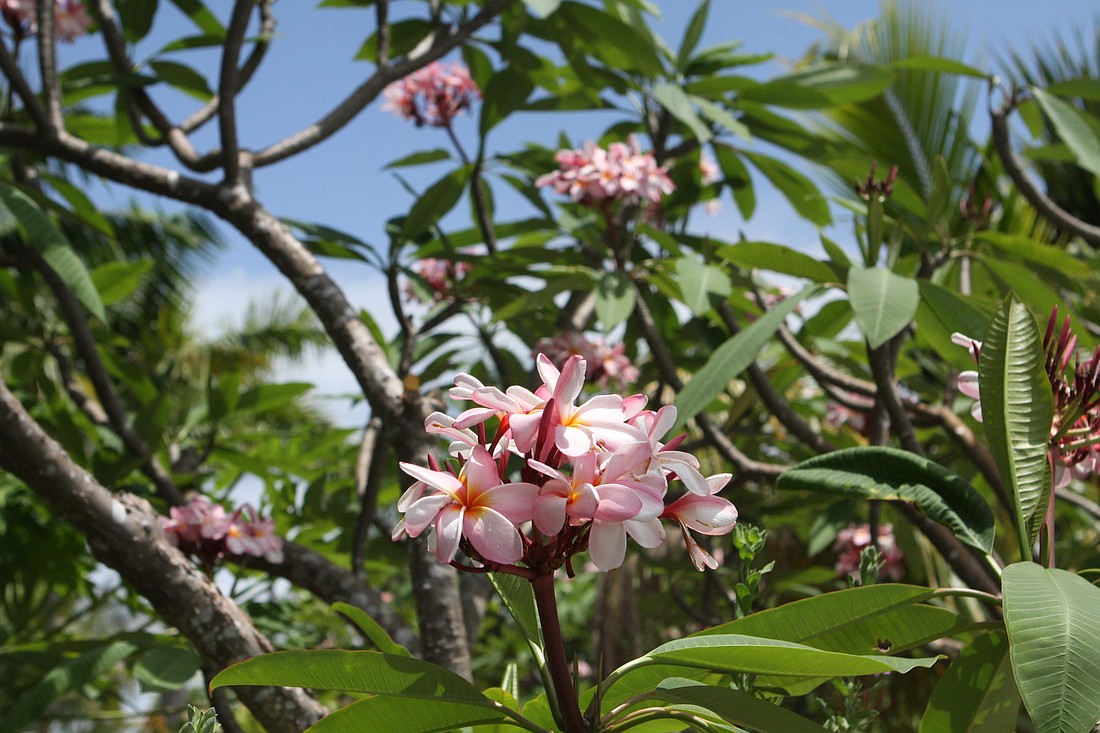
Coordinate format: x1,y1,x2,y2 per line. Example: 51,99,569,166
1033,87,1100,178
91,259,154,306
401,166,472,241
889,56,989,79
740,62,895,108
132,646,200,693
331,603,411,657
776,447,995,552
847,266,919,349
1003,562,1100,733
643,634,939,678
977,294,1053,558
307,695,509,733
595,271,636,330
919,631,1020,733
674,257,731,315
742,151,831,226
652,83,712,142
673,285,819,430
718,241,838,283
650,682,828,733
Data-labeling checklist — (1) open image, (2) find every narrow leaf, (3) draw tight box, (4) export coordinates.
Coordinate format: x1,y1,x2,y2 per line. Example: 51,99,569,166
977,294,1053,557
401,166,471,241
847,266,919,349
1003,562,1100,733
889,56,989,79
776,447,995,552
742,151,830,226
652,83,712,142
308,695,508,733
332,602,411,657
651,682,828,733
1033,87,1100,178
718,241,838,283
673,285,818,430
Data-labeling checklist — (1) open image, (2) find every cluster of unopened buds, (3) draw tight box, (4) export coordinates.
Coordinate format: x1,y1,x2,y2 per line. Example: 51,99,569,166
393,354,738,574
534,331,639,390
834,523,905,582
535,136,675,208
953,306,1100,488
160,496,284,568
1,0,90,42
382,61,480,128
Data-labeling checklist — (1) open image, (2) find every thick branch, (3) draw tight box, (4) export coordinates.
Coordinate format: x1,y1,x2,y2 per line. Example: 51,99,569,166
218,0,256,184
991,101,1100,246
35,1,63,130
0,381,326,733
252,0,510,167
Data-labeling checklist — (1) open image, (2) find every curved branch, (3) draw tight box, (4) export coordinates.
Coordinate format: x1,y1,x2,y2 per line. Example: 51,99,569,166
0,380,326,733
0,38,52,130
990,100,1100,246
218,0,256,184
252,0,510,167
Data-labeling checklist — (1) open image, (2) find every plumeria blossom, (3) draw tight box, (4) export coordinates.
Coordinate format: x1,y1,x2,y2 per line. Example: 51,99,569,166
2,0,90,41
834,523,905,582
535,331,640,389
535,136,674,208
394,354,737,574
382,61,480,128
160,496,284,567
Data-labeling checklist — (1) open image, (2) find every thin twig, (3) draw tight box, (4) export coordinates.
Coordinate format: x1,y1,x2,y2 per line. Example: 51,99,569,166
218,0,256,185
0,38,52,130
375,0,391,66
350,418,384,577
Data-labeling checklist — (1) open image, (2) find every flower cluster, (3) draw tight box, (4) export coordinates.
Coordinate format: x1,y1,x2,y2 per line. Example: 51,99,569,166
407,257,472,302
382,61,480,128
834,523,904,582
2,0,90,41
953,307,1100,488
393,354,737,573
534,331,639,389
535,137,675,207
160,496,284,567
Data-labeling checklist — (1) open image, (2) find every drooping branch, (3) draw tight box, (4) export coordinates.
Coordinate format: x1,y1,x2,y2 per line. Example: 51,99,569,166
990,98,1100,246
0,380,327,733
251,0,511,167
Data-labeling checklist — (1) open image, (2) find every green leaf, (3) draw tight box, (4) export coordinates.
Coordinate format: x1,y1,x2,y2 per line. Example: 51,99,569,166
920,631,1020,733
888,56,989,79
713,144,755,218
847,266,919,349
0,181,106,321
976,232,1083,277
384,149,452,170
553,3,664,78
917,281,993,346
693,96,751,141
652,83,712,142
740,62,895,108
116,0,159,43
210,650,491,703
673,284,818,430
676,0,709,70
0,640,138,733
649,682,829,733
401,166,471,241
1003,562,1100,733
1033,87,1100,178
977,294,1053,558
132,645,200,693
480,67,534,137
356,20,434,62
522,0,560,18
742,151,830,226
148,60,214,101
595,271,636,330
91,259,154,306
235,383,313,414
1047,77,1100,101
308,696,509,733
331,603,411,657
776,447,995,552
674,257,731,315
166,0,225,36
642,634,939,678
488,574,540,655
718,241,838,283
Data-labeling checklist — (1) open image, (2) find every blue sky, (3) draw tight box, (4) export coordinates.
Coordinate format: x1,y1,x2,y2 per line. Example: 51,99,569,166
53,0,1100,420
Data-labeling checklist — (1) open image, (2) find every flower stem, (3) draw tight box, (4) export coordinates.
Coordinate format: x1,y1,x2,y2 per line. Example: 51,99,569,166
531,573,587,733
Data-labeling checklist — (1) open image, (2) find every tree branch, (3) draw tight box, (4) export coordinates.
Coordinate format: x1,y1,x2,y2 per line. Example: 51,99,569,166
0,38,52,130
251,0,511,167
990,98,1100,246
0,380,327,733
34,0,64,130
218,0,256,185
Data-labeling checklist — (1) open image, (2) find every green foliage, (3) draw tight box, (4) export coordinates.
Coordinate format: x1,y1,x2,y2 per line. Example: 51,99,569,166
919,631,1020,733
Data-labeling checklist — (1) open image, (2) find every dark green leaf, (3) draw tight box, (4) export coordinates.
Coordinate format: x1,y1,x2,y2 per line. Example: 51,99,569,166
385,149,452,170
888,56,989,79
919,631,1020,733
718,241,838,283
1047,77,1100,101
166,0,225,36
132,646,200,693
235,383,313,414
308,696,508,733
676,0,710,70
742,152,830,226
651,681,828,733
402,166,472,241
740,62,895,108
776,447,995,552
149,61,213,101
117,0,159,43
480,67,535,137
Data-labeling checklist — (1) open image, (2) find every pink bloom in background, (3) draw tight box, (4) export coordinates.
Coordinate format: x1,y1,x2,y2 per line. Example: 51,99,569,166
407,257,472,302
2,0,90,40
535,136,675,208
535,331,640,389
395,353,737,573
160,496,284,566
834,523,905,581
382,61,480,128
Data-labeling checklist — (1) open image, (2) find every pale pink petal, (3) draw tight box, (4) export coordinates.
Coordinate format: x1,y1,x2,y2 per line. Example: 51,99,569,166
433,505,464,562
554,355,587,405
464,445,502,495
527,459,569,484
622,394,650,420
566,484,599,521
665,494,738,535
593,485,644,522
588,520,627,571
466,508,524,564
536,353,562,392
534,493,569,535
957,371,981,401
509,412,544,452
481,482,539,523
404,494,453,536
556,424,595,456
454,406,499,429
400,462,463,496
705,473,733,494
626,518,665,548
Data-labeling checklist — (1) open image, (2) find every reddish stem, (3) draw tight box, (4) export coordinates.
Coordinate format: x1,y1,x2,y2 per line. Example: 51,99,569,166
532,573,587,733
